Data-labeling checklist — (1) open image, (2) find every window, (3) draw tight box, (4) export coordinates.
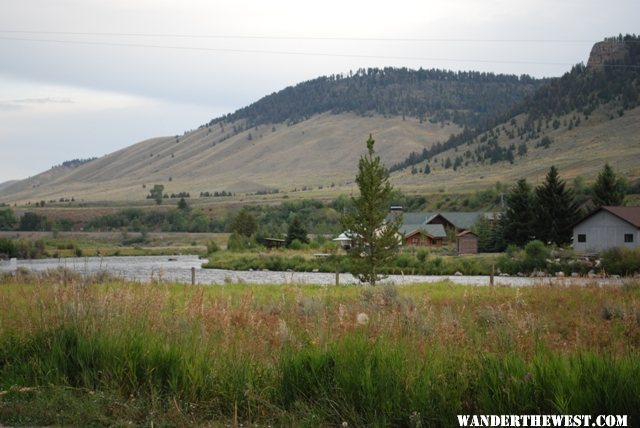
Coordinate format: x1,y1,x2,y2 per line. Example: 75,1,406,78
577,234,586,243
624,234,634,243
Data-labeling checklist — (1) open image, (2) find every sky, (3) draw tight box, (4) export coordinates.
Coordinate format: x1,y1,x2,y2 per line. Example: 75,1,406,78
1,0,638,183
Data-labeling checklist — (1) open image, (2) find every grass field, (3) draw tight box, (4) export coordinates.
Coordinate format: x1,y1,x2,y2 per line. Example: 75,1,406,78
1,273,639,426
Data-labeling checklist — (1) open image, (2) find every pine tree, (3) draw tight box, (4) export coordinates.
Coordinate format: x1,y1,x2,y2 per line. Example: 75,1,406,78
533,166,580,245
285,216,309,247
341,135,401,285
501,178,536,247
591,163,626,208
177,197,189,211
231,209,257,237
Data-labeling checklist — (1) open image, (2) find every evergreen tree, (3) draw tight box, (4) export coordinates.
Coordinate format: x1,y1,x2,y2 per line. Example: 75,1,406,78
591,163,626,208
285,216,309,247
0,208,17,230
501,178,536,247
177,197,190,211
476,217,504,252
230,209,257,237
341,135,401,285
533,166,580,245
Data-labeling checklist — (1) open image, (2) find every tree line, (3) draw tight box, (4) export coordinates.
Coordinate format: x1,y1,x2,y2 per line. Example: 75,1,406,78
477,163,627,252
206,67,543,130
390,34,640,174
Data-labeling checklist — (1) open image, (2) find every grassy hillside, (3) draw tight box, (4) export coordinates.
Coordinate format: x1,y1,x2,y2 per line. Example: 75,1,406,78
0,113,461,204
392,104,640,193
1,38,638,205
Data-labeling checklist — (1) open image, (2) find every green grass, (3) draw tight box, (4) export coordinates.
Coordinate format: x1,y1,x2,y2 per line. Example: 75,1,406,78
1,277,639,426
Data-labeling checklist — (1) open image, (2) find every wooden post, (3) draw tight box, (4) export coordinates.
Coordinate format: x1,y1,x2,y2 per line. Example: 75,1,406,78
191,267,196,286
490,264,494,286
335,266,340,286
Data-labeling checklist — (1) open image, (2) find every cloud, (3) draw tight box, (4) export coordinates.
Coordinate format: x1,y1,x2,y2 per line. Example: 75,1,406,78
11,97,74,104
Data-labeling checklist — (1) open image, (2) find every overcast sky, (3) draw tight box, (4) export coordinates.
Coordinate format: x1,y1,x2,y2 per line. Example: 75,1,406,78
1,0,638,183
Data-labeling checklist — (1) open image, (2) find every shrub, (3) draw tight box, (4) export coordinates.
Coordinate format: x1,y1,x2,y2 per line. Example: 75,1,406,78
601,247,640,276
206,240,220,254
227,233,259,251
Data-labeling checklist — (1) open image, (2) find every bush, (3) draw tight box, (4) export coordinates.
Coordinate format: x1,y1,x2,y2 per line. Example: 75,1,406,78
523,240,548,271
206,240,220,254
227,233,259,251
288,239,304,251
601,247,640,276
0,238,47,259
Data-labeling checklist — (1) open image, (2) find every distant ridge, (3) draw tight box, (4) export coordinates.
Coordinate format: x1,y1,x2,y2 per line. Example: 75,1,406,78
209,67,545,130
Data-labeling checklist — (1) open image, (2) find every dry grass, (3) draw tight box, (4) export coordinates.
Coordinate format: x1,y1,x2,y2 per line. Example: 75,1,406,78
1,275,639,426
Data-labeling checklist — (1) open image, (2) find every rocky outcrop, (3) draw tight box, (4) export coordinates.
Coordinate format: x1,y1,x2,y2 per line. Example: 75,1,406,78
587,40,627,70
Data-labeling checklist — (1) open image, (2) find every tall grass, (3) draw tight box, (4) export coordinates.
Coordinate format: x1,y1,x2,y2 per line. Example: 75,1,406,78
1,274,639,426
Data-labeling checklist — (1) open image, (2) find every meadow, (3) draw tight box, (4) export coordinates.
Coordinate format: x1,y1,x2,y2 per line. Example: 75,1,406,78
1,271,639,427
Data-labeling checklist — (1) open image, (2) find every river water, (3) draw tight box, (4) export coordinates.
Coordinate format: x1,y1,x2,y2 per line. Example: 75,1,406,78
0,255,625,287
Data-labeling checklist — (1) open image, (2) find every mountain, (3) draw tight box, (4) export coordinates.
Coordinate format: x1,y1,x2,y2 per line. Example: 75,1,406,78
389,35,640,190
0,69,543,204
0,180,18,194
1,36,638,205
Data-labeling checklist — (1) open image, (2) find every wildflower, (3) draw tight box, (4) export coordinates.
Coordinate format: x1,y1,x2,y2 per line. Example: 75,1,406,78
356,312,369,325
338,303,347,323
277,319,289,341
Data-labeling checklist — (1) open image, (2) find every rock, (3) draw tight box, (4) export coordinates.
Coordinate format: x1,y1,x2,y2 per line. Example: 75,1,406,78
555,272,565,278
454,271,463,276
587,40,627,70
571,272,580,278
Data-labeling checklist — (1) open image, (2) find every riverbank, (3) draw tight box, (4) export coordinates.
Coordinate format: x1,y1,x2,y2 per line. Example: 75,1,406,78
0,255,626,287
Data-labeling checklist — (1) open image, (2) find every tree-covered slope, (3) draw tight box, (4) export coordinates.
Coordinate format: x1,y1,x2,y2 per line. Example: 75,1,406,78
390,34,640,173
210,67,545,130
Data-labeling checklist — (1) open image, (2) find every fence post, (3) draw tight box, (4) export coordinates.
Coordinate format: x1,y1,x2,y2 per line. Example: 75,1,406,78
490,264,494,286
191,267,196,285
335,266,340,286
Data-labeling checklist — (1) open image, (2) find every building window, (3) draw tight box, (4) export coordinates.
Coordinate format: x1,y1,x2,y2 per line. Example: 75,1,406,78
625,234,634,243
577,234,586,243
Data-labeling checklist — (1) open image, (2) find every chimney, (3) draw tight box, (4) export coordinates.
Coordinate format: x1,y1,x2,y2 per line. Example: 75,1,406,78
390,206,403,221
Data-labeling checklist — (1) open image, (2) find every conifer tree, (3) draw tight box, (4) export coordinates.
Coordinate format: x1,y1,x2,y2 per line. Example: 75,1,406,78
501,178,535,247
177,197,189,211
341,135,401,285
285,216,309,247
533,166,580,245
231,209,257,237
591,163,626,208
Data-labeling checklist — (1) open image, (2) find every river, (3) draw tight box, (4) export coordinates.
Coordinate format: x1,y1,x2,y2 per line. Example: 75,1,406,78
0,255,625,287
